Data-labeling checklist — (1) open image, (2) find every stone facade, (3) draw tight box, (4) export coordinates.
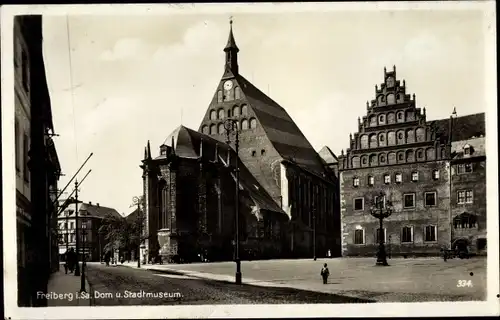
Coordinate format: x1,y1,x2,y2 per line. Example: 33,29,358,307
338,66,486,257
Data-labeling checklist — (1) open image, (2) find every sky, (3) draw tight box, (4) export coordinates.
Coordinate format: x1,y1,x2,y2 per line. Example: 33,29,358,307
41,6,490,215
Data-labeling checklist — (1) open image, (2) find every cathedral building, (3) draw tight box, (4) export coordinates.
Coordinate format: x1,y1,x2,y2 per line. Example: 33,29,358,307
338,66,486,257
141,21,341,263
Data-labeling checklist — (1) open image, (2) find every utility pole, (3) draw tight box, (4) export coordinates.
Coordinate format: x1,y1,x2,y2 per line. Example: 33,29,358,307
74,179,81,276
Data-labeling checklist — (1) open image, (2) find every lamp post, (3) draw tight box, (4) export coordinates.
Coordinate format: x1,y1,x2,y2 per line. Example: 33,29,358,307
369,192,393,266
131,196,142,268
224,118,242,285
80,221,87,292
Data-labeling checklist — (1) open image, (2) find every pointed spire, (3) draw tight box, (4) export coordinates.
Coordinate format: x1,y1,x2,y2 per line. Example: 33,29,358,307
224,17,239,52
144,147,147,160
147,140,151,159
403,79,406,87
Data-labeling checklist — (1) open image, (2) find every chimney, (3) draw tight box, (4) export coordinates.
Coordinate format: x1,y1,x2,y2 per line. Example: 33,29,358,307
97,203,100,207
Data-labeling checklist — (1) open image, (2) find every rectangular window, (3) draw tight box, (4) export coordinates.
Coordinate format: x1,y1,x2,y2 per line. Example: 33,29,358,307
23,133,29,182
395,173,402,183
353,177,359,187
375,228,386,243
403,193,415,208
354,229,364,244
411,171,419,182
70,222,74,230
401,226,413,243
424,225,437,242
457,190,473,204
432,170,439,180
384,174,391,184
457,163,473,174
374,195,386,208
368,176,374,186
424,192,437,206
353,198,364,211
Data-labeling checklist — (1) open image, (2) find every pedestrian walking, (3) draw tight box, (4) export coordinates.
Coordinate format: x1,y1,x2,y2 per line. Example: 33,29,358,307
320,263,330,284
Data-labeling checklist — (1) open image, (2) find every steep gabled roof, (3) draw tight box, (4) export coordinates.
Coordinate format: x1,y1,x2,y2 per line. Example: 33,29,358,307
430,112,485,143
157,125,286,216
318,146,338,166
79,202,122,219
236,75,326,174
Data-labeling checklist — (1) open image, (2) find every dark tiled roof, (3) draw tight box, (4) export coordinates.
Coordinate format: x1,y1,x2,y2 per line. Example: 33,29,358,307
430,112,485,143
79,202,122,219
159,126,285,217
236,75,326,174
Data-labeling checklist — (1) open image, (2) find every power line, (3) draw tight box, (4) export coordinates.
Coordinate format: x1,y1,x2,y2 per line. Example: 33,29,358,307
66,15,79,164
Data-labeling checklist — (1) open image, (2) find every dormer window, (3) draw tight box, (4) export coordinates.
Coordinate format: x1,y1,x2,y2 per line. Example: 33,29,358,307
464,144,471,155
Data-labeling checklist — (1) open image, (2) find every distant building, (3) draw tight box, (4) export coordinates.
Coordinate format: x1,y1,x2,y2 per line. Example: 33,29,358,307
141,21,341,263
57,201,122,262
15,15,62,307
338,66,486,257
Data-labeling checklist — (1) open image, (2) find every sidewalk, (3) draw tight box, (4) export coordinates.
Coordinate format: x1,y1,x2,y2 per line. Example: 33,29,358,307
46,263,92,306
116,257,486,302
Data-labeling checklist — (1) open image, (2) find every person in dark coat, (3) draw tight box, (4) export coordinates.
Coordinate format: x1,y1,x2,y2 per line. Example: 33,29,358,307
320,263,330,284
104,251,111,266
66,248,77,273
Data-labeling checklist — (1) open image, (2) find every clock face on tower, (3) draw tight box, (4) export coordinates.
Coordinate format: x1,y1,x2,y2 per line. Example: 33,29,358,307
224,80,233,91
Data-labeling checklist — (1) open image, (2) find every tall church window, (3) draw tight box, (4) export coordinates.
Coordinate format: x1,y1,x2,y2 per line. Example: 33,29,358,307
241,119,249,130
218,109,225,120
210,124,216,134
233,105,240,117
235,87,241,100
218,123,225,134
210,110,217,120
241,104,248,116
217,90,223,103
249,118,257,129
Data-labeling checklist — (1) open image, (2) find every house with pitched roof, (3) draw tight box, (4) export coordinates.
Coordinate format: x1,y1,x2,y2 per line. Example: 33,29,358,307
141,21,341,263
337,66,487,257
57,200,122,262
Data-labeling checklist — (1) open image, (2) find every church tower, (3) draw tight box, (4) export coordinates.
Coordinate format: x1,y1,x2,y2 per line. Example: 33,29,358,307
223,19,239,78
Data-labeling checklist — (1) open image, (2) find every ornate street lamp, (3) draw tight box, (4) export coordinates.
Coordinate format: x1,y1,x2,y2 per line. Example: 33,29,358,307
224,118,242,285
369,192,393,266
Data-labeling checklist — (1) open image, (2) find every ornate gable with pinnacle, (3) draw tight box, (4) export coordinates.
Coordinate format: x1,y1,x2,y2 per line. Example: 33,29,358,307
198,20,330,203
338,66,451,170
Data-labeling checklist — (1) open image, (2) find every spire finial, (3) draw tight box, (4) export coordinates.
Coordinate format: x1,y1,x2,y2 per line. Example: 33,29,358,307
147,140,151,159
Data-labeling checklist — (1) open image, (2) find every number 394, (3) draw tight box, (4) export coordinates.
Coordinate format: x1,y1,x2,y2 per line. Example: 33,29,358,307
457,280,473,288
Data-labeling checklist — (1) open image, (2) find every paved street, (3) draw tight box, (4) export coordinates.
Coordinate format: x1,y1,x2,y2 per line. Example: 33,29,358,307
84,262,371,305
120,257,486,302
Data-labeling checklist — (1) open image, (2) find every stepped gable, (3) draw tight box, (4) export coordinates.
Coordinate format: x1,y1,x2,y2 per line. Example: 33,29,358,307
157,125,285,216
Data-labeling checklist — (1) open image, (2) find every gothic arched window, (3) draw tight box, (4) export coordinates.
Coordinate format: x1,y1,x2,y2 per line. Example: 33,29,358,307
218,108,225,120
241,104,248,116
241,119,249,130
249,118,257,129
233,105,240,117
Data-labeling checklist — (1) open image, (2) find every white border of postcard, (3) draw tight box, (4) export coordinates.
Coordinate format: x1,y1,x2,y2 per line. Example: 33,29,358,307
2,1,498,319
